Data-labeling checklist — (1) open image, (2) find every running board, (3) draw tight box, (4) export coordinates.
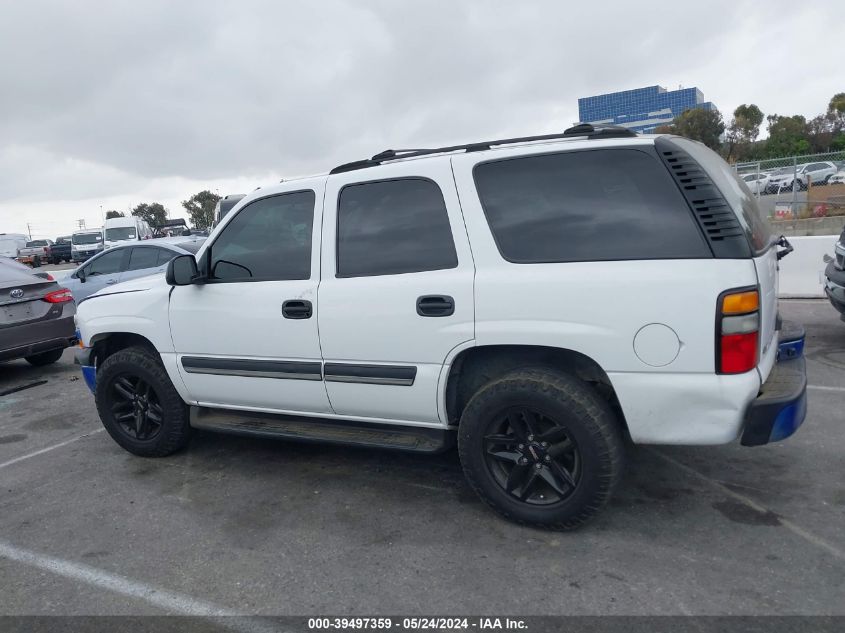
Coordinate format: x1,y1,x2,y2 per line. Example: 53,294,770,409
189,406,452,454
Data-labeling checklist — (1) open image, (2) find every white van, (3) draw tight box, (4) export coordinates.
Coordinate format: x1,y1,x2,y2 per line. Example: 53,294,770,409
71,229,104,263
103,216,152,249
0,233,28,258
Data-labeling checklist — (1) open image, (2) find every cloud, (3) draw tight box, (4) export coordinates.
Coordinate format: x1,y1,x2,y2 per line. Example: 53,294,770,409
1,0,842,235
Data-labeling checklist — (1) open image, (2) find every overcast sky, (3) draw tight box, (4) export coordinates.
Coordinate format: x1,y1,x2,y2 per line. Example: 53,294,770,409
1,0,841,238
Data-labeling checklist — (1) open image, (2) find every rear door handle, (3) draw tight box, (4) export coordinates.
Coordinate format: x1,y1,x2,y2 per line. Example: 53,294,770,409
416,295,454,317
282,299,312,319
106,279,119,285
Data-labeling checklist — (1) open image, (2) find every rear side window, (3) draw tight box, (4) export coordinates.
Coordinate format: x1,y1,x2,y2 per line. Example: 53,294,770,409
473,149,711,263
670,138,773,254
336,178,458,277
156,249,177,266
127,247,161,271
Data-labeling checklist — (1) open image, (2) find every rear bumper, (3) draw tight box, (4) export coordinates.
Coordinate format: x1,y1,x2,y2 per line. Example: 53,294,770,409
824,262,845,320
740,323,807,446
0,312,77,362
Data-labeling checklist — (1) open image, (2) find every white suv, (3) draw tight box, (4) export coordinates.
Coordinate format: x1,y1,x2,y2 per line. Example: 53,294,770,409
74,125,807,529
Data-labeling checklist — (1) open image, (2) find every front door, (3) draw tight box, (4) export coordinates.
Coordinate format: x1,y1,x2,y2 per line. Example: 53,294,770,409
318,159,475,425
169,183,331,414
75,248,129,301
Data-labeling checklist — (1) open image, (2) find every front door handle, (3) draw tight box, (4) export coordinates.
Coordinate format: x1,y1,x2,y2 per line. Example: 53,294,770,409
106,279,119,285
282,299,312,319
416,295,454,317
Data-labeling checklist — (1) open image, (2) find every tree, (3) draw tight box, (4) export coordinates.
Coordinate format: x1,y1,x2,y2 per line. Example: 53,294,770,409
724,104,763,161
668,107,725,150
764,115,810,158
829,92,845,120
105,210,124,219
181,190,221,230
132,202,167,228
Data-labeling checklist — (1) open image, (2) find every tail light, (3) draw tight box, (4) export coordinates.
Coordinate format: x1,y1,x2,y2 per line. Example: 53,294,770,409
717,288,759,374
43,288,73,304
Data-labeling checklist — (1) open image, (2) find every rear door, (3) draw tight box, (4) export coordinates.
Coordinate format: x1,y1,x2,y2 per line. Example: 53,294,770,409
123,245,170,282
318,158,475,424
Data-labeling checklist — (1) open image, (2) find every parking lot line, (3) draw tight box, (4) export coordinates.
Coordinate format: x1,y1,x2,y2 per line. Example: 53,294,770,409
807,384,845,393
0,539,236,615
648,449,845,563
0,429,104,471
0,540,284,632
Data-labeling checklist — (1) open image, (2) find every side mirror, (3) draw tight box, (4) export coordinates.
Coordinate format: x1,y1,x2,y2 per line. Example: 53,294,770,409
77,267,87,283
166,254,200,286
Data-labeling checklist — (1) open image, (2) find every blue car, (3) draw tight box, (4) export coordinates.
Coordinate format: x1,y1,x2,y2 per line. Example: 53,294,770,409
61,238,205,303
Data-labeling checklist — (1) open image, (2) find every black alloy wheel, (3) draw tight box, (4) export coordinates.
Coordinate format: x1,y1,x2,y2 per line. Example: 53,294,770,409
484,408,581,505
109,374,165,441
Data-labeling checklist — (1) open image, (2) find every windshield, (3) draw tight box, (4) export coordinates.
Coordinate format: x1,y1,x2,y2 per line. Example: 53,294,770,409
73,232,102,245
772,167,793,175
26,240,48,247
105,227,137,241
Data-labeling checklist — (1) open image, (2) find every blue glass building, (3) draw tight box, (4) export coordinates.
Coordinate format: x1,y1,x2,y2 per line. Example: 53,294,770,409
578,85,717,133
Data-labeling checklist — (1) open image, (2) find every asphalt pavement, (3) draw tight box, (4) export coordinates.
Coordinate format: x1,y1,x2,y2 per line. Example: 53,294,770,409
0,301,842,618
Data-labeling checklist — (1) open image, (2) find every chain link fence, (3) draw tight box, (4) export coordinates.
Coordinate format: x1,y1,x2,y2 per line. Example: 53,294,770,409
734,151,845,235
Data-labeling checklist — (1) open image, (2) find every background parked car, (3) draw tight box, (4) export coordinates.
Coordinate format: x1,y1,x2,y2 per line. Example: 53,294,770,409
16,239,54,267
0,257,76,366
50,236,73,264
71,229,104,263
829,170,845,185
0,233,28,259
741,172,770,195
61,238,205,302
766,162,839,192
800,161,839,185
103,216,153,250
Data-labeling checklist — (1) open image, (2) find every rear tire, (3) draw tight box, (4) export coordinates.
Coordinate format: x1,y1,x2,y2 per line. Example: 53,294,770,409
458,368,625,530
25,348,64,366
95,346,191,457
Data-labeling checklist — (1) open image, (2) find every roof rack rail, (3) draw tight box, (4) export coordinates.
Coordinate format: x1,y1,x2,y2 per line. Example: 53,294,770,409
329,124,636,174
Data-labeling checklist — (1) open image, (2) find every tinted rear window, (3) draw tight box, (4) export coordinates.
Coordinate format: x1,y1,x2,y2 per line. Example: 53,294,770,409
473,148,711,263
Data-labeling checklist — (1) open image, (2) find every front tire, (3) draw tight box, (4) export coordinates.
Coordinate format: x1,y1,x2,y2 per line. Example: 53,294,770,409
25,348,64,366
95,346,191,457
458,368,624,530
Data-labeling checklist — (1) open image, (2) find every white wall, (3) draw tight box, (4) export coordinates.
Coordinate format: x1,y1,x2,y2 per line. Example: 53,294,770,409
778,235,837,298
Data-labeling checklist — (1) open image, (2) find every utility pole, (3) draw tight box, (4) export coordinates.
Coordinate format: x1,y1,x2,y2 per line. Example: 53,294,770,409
26,223,32,240
77,219,86,230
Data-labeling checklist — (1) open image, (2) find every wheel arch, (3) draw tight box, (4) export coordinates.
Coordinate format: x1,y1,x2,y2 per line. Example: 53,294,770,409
444,344,630,439
88,332,159,367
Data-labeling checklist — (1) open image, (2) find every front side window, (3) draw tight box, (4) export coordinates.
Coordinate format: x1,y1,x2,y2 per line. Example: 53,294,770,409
336,178,458,277
85,249,125,276
474,149,711,263
208,190,315,282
